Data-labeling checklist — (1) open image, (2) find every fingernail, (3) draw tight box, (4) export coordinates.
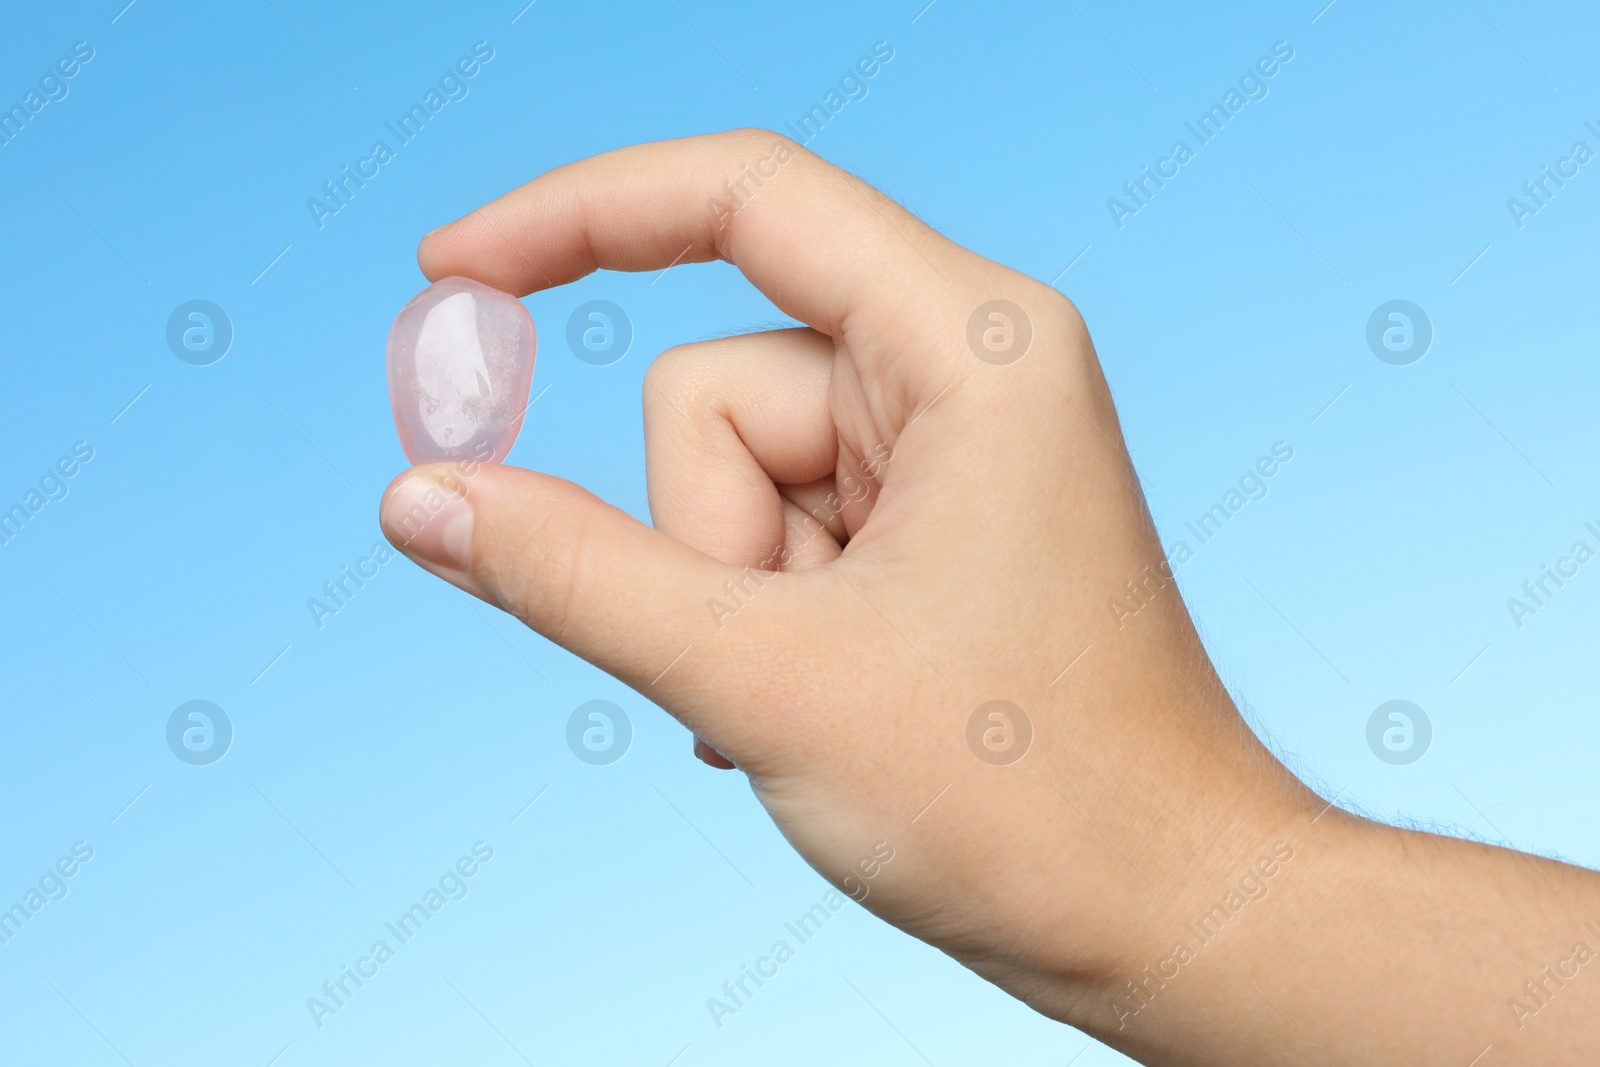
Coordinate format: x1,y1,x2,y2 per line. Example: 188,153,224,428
382,474,474,573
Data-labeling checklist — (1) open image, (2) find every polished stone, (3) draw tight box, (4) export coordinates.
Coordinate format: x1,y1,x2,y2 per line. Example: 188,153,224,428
387,276,536,465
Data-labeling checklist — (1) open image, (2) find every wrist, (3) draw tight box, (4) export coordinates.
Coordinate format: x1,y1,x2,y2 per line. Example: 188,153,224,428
979,714,1318,1035
1038,787,1349,1058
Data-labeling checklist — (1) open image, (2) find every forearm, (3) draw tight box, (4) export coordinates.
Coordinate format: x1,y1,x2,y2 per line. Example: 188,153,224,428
1060,800,1600,1065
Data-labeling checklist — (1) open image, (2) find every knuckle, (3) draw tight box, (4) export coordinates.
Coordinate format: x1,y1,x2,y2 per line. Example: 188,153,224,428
540,523,588,649
1034,282,1089,342
642,344,690,410
728,126,802,159
643,343,722,424
496,494,585,647
989,266,1090,347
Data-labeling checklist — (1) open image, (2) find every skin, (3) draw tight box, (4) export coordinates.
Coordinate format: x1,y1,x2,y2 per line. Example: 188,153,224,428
380,129,1600,1065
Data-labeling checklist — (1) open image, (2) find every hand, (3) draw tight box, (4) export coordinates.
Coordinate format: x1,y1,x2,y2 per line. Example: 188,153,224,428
382,130,1600,1065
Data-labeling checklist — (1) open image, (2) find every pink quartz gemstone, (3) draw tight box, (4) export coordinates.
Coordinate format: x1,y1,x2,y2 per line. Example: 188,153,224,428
387,276,537,465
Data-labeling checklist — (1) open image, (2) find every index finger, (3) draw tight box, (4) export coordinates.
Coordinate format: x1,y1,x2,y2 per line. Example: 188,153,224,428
417,128,962,340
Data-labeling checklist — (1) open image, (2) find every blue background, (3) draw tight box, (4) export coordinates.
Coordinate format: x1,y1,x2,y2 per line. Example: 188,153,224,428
2,0,1597,1063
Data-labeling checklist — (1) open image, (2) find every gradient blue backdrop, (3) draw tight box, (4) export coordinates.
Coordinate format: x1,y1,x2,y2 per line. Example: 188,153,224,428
3,1,1598,1063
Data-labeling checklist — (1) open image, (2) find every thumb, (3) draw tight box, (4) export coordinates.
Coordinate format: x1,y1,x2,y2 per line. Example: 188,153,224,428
379,463,762,715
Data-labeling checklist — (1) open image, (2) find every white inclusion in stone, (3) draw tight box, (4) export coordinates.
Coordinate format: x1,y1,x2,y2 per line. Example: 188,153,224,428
415,291,493,447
